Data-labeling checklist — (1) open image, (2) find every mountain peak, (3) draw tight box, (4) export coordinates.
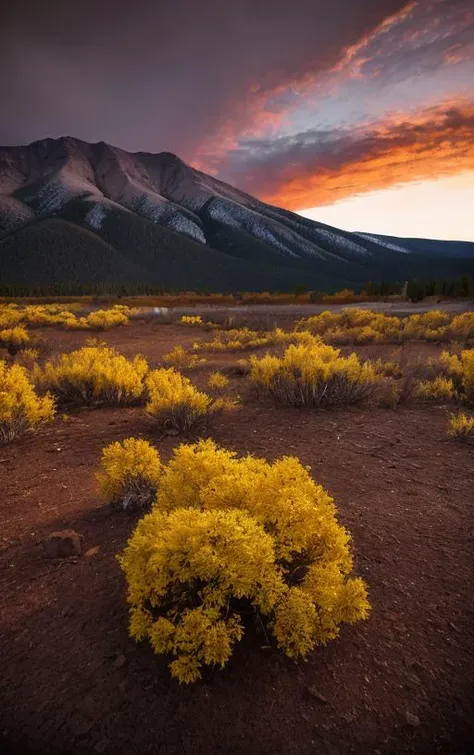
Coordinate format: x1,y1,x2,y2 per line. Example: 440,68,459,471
0,136,473,293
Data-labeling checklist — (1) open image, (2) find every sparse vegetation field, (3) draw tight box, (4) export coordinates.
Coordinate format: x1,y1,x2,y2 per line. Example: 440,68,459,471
1,303,473,755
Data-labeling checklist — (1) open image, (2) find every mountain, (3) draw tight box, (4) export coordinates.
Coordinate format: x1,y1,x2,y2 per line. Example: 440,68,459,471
1,136,473,293
361,234,474,259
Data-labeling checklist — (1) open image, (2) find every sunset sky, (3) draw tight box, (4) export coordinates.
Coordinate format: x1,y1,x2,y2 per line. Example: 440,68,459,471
1,0,473,240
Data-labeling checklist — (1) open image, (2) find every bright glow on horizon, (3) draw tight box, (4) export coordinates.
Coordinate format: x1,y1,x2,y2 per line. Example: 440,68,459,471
298,172,474,241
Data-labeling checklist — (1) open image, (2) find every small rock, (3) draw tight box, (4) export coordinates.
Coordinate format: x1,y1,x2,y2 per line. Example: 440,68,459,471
94,737,111,753
405,711,420,727
44,530,83,558
85,546,100,558
113,654,126,669
341,713,355,724
306,687,328,704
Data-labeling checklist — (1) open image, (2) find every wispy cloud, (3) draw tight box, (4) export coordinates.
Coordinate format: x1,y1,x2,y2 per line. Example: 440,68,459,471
194,0,474,200
226,100,474,209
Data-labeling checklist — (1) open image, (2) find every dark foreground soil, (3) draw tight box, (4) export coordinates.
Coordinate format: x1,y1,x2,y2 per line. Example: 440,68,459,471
1,322,473,755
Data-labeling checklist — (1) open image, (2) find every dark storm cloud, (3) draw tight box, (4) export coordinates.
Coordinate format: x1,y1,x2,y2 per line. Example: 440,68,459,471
0,0,408,157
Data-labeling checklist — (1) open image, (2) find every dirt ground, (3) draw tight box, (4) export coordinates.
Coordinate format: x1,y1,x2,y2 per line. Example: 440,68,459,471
1,321,473,755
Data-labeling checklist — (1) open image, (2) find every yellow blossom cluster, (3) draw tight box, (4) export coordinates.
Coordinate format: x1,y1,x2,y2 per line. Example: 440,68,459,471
97,437,162,511
447,411,474,439
146,368,214,432
414,376,456,400
118,438,370,682
296,308,474,344
35,345,147,407
249,341,380,407
207,371,229,390
0,303,131,330
178,315,204,327
0,360,55,444
163,345,206,370
0,326,30,351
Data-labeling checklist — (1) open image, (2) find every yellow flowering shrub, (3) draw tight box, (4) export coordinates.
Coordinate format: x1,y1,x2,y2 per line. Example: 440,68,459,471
0,326,30,353
195,327,279,352
207,371,229,390
163,345,206,369
97,437,162,511
0,303,131,330
0,360,55,444
146,368,214,433
119,439,369,683
297,309,401,343
249,341,380,407
0,305,23,330
449,312,474,340
179,315,204,327
438,348,474,403
16,348,40,370
402,311,450,341
84,308,130,330
414,376,456,400
447,411,474,439
296,308,474,344
35,345,148,407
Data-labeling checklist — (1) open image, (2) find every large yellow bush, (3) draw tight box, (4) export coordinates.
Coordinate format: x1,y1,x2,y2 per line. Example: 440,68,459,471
119,439,370,682
35,345,148,407
146,368,214,433
97,437,162,511
250,341,380,407
0,360,55,444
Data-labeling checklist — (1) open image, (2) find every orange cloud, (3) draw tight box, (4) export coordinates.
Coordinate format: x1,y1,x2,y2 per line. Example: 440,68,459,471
258,100,474,210
193,0,474,176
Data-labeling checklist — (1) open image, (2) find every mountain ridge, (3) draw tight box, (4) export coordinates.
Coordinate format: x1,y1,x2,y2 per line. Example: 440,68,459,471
1,136,473,292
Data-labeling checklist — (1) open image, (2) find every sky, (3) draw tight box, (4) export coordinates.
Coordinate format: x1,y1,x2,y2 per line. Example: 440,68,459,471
1,0,473,240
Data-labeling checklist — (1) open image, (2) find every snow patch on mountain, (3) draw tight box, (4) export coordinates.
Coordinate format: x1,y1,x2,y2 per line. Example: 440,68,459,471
356,232,411,254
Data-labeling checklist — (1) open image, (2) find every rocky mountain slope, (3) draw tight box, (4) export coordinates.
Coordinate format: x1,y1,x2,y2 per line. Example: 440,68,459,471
1,136,473,291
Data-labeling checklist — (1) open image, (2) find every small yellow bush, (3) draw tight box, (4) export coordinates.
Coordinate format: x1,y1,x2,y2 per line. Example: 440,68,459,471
447,411,474,439
146,368,214,433
438,348,474,403
119,439,369,683
0,305,23,330
449,312,474,340
179,315,204,327
16,348,40,370
250,342,380,407
414,376,456,400
0,326,30,353
85,308,129,330
97,438,162,511
35,345,148,407
207,371,229,391
0,360,55,444
163,345,206,369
